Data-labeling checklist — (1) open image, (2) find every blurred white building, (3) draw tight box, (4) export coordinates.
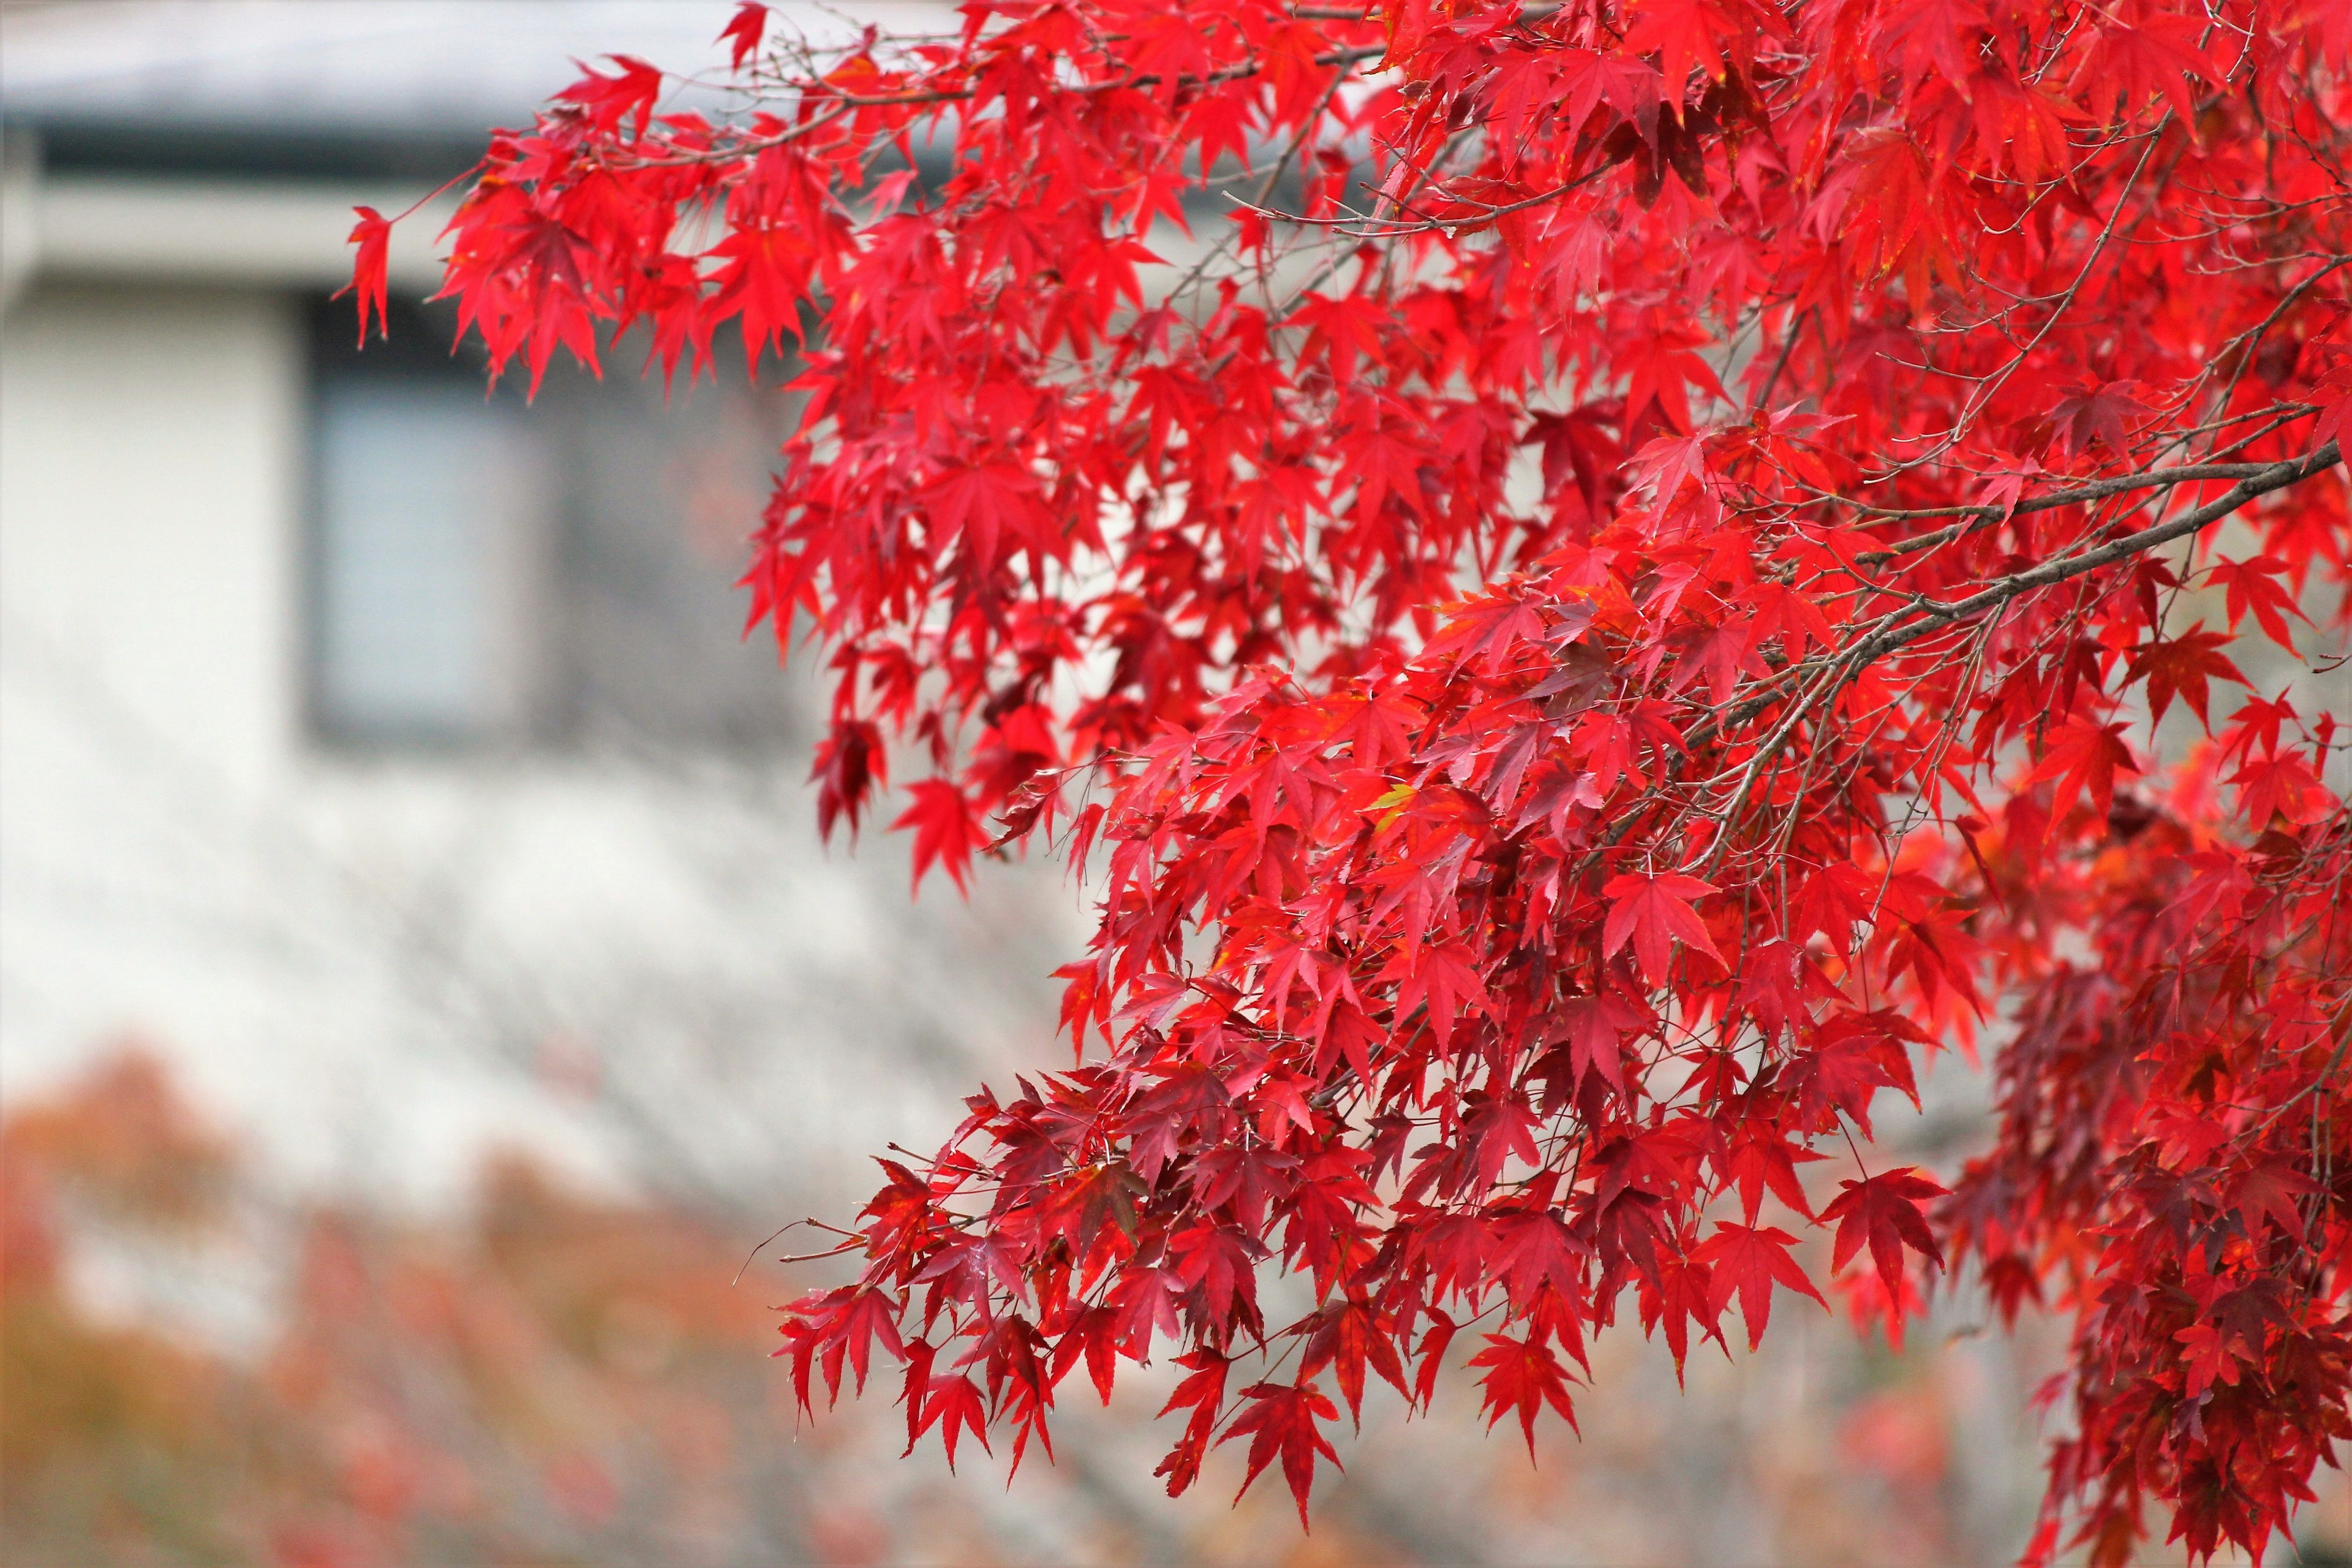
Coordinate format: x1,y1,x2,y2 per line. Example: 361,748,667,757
0,0,1069,1218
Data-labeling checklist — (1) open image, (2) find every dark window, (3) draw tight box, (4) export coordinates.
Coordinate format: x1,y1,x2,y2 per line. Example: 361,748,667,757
304,296,800,753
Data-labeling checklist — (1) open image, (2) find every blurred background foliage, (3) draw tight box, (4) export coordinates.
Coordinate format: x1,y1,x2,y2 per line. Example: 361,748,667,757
12,1046,2342,1566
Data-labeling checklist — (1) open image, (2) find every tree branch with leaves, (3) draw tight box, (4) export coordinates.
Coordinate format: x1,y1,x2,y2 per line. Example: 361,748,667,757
347,0,2351,1559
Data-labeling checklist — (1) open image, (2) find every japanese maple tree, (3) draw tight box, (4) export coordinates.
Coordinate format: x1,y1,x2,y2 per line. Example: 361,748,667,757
348,0,2351,1558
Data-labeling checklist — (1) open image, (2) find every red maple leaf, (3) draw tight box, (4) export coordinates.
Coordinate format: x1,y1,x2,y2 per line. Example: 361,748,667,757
921,461,1048,576
891,779,984,894
2028,720,2138,823
717,1,769,72
1153,1348,1232,1498
1550,992,1634,1099
2207,554,2309,650
1792,861,1874,957
337,206,391,346
1721,1124,1823,1223
557,55,665,136
1218,1380,1341,1527
1485,1208,1586,1304
1468,1332,1578,1453
1692,1222,1827,1349
908,1373,992,1469
1295,1298,1409,1425
837,1286,906,1395
705,225,813,374
2174,1323,2250,1400
810,719,886,843
1168,1223,1262,1325
1819,1169,1947,1305
1601,872,1725,983
2232,751,2339,827
2127,625,2248,729
2074,13,2212,121
2048,379,2148,456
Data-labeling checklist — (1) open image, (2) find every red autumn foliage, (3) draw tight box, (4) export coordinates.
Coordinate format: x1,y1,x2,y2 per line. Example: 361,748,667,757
352,1,2352,1559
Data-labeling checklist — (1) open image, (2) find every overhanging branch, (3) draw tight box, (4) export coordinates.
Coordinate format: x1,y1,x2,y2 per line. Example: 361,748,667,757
1854,439,2342,668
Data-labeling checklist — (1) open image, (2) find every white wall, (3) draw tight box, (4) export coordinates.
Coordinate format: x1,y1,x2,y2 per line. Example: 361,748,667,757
1,283,301,793
0,282,342,1180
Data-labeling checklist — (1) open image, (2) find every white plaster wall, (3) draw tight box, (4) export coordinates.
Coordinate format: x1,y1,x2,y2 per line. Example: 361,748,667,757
0,283,337,1164
1,284,300,793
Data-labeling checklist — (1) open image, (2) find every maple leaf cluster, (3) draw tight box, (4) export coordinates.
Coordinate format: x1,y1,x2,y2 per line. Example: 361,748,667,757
351,0,2352,1559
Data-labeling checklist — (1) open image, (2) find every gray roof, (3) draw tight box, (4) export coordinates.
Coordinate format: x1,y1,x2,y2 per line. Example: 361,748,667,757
1,1,943,175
